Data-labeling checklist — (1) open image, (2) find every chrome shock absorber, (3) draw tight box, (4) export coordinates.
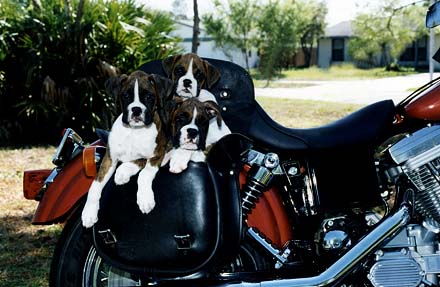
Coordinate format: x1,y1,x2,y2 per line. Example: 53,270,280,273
242,152,280,217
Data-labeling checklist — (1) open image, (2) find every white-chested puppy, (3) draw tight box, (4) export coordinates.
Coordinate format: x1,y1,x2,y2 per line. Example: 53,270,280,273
162,53,220,99
162,98,222,173
162,53,231,172
81,71,173,228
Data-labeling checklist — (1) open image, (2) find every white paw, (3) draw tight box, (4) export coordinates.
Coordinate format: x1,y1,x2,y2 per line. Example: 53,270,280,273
114,166,132,185
81,202,99,228
137,189,155,214
169,150,191,174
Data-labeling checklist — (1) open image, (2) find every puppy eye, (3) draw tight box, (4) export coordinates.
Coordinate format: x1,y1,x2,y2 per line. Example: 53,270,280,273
176,113,188,123
174,66,186,77
122,93,130,100
145,92,155,99
195,70,205,81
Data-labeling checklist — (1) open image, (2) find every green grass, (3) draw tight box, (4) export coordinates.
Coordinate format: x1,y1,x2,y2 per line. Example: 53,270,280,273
256,97,363,128
251,63,417,82
0,98,362,286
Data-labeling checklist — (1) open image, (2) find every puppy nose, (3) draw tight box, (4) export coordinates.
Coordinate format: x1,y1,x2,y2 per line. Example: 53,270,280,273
131,107,142,116
183,79,192,88
187,128,199,139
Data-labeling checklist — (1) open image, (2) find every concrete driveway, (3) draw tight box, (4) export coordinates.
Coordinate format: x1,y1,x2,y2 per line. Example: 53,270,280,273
255,73,440,105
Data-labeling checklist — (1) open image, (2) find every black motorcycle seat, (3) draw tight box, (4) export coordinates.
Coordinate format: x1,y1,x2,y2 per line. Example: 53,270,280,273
246,99,395,151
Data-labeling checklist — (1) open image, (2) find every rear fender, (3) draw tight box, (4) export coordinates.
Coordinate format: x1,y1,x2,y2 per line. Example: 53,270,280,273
33,143,105,225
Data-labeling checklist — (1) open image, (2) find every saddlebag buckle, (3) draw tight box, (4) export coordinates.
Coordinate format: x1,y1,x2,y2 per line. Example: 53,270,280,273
174,234,192,250
98,229,118,245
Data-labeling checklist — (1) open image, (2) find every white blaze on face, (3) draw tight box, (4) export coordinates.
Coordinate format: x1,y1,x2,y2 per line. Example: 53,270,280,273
179,107,200,150
176,58,198,98
127,79,147,126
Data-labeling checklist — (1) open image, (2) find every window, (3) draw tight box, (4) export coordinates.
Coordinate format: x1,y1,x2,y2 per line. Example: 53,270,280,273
332,38,345,62
399,37,427,62
417,37,427,61
400,42,415,61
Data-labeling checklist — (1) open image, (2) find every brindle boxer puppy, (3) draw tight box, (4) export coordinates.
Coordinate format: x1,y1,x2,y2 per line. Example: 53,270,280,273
162,53,220,99
162,98,222,173
81,71,173,228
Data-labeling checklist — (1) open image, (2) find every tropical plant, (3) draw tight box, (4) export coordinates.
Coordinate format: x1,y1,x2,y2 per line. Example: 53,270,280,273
0,0,182,144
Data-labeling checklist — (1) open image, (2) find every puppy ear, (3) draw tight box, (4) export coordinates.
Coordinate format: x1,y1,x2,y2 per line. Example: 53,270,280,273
149,74,175,130
203,60,221,89
204,101,222,127
148,74,174,102
162,54,181,78
105,74,128,115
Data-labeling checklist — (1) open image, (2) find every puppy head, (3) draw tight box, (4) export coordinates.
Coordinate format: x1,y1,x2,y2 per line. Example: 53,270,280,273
107,71,173,127
162,53,221,98
170,98,220,150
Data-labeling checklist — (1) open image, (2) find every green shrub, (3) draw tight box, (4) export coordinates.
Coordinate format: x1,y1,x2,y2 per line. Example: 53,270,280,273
0,0,182,144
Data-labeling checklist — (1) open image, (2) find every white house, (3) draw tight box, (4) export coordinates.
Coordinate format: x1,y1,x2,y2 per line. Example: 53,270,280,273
171,19,259,69
318,21,440,70
317,21,353,68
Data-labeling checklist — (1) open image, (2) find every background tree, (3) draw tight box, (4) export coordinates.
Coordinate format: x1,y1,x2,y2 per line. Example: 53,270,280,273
192,0,200,53
296,0,327,67
203,0,257,70
256,0,327,82
348,0,427,68
257,1,297,82
0,0,182,144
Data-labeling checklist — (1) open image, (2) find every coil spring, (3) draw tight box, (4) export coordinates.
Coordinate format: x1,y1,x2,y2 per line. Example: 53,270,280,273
242,165,274,217
242,179,266,216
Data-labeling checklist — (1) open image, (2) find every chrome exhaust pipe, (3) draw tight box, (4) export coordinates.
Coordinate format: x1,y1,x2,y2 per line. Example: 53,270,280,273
222,204,411,287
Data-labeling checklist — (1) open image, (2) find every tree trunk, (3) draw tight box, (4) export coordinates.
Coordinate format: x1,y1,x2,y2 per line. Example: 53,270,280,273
192,0,199,54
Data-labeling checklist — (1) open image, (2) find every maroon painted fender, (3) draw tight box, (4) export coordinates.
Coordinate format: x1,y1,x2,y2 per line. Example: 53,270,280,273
32,142,104,225
32,154,93,224
404,82,440,121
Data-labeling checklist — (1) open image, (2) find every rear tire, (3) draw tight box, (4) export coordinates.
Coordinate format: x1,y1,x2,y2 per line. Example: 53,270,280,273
49,210,141,287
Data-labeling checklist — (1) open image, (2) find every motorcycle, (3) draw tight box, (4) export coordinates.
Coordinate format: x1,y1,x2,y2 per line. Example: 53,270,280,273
22,3,440,286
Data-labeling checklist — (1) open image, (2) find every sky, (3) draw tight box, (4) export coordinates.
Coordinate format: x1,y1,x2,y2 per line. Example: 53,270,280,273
140,0,425,27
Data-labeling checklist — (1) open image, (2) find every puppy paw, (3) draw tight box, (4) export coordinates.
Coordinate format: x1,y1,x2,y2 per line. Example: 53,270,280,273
114,166,131,185
169,149,191,174
169,161,188,174
81,203,99,228
137,190,155,214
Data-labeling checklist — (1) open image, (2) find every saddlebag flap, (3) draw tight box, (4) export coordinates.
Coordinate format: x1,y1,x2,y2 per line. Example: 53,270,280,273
92,162,222,276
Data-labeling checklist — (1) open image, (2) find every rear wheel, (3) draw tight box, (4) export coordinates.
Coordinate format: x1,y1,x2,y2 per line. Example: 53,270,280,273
49,212,142,287
49,211,269,286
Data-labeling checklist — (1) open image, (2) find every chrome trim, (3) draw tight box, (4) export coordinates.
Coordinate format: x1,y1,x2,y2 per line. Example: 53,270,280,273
35,168,60,200
247,228,290,268
52,128,84,166
219,205,411,287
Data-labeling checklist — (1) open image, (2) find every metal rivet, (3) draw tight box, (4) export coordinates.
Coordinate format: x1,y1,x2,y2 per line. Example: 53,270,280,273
222,106,227,111
220,91,229,98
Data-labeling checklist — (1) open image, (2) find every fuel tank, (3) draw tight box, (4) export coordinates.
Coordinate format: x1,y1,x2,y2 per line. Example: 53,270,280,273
403,80,440,121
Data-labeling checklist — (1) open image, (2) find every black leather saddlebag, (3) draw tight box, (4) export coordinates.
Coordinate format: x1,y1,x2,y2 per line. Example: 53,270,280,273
92,162,222,276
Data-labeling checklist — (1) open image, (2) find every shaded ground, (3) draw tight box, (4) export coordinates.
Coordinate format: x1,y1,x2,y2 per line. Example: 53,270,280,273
0,147,60,287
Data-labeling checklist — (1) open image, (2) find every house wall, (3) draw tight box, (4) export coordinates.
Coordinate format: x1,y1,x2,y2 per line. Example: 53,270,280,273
318,38,332,68
172,22,259,69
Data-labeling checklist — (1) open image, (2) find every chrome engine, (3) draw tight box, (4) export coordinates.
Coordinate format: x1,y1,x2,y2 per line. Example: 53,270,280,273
389,125,440,222
368,223,440,287
373,125,440,287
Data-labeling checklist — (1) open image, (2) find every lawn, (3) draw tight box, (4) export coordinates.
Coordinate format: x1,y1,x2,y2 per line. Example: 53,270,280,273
251,63,417,86
0,97,362,286
0,147,59,287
